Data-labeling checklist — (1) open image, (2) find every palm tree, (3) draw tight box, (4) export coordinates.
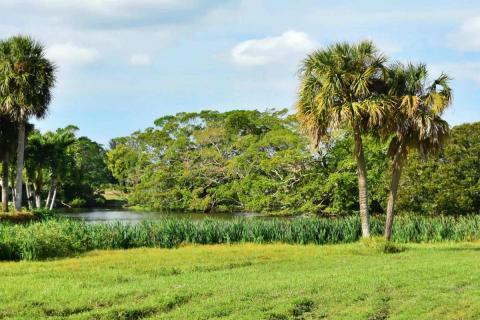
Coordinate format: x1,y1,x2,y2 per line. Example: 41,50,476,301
382,63,452,240
296,41,390,237
0,35,55,212
44,126,77,209
25,129,50,209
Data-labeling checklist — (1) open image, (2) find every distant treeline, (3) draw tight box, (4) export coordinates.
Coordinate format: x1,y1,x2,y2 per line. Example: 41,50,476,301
105,109,480,215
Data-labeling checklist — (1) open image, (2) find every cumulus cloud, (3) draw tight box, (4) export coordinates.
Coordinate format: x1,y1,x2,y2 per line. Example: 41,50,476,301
129,54,152,66
231,30,317,66
46,43,99,67
449,16,480,51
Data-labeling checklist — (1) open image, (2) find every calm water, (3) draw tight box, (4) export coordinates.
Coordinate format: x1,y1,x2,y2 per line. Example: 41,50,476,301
58,208,264,223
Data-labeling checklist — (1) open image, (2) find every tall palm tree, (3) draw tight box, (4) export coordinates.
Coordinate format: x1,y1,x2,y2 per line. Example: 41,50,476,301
296,41,390,237
0,35,55,212
382,63,452,240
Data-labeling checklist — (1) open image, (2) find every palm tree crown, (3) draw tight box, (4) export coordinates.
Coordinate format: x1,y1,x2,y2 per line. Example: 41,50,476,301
0,35,55,121
296,40,389,146
385,63,452,158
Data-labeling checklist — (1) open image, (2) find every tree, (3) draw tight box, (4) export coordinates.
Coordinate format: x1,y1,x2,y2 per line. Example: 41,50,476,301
0,35,55,211
382,63,452,240
397,122,480,215
296,41,389,237
44,127,77,209
25,129,52,209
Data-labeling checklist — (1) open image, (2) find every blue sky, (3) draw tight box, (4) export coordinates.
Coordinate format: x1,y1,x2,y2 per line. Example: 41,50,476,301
1,0,480,145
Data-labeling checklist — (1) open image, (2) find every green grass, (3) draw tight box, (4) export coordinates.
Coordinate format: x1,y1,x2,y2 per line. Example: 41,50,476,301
0,242,479,319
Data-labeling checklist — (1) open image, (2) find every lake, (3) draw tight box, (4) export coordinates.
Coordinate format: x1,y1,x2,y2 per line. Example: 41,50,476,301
57,208,265,223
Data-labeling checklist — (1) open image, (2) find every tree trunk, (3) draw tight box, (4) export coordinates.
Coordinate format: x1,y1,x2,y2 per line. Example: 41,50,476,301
45,185,53,209
2,152,9,212
49,186,57,210
25,182,33,210
14,122,26,212
35,193,41,209
384,146,406,241
353,125,370,238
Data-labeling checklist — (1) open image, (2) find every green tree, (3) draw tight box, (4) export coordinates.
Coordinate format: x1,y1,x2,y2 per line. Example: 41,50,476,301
0,35,55,212
382,63,452,240
397,122,480,216
296,41,389,237
24,129,51,208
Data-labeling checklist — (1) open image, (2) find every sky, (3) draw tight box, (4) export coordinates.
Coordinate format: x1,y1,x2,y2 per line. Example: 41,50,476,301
1,0,480,145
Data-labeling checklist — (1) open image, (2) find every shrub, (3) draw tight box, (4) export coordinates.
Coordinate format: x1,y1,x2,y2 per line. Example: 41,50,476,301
32,208,56,220
70,198,87,208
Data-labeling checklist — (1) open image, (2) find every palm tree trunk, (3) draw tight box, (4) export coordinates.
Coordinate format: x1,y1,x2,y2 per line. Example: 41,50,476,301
35,193,41,209
25,182,33,210
49,185,57,210
384,146,406,241
2,152,9,212
14,122,26,212
45,184,53,209
353,125,370,238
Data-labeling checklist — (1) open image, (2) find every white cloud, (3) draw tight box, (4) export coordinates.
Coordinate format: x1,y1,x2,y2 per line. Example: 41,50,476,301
430,62,480,84
129,54,152,66
449,16,480,51
231,30,317,66
46,43,98,66
1,0,195,14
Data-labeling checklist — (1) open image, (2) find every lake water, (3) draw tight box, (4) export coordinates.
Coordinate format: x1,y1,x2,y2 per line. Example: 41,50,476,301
58,208,264,223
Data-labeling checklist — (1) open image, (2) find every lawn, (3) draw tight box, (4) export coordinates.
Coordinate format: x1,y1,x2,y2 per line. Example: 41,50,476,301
0,242,479,319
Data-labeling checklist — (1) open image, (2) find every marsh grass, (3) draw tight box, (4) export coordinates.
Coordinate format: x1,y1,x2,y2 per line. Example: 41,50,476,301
0,215,479,260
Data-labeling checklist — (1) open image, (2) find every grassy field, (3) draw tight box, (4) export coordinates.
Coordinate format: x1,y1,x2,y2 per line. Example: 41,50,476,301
0,242,479,319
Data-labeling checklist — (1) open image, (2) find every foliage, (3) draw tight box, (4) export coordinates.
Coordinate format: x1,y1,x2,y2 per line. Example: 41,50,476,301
24,126,113,209
70,198,87,208
106,109,392,214
106,105,480,216
398,122,480,215
0,35,55,122
31,208,56,219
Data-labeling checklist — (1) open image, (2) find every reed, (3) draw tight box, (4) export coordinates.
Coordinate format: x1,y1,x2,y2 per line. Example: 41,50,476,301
0,215,479,260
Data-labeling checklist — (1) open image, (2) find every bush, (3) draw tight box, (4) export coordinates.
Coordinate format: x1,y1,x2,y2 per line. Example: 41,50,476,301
32,208,56,219
70,198,87,208
94,196,106,206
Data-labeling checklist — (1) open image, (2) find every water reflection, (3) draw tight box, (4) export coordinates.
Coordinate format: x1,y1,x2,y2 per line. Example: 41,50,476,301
57,208,264,223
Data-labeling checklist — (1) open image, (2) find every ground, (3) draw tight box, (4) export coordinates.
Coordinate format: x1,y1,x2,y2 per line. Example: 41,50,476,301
0,242,479,319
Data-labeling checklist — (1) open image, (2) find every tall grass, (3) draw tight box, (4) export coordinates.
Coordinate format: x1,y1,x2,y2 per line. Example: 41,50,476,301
0,215,479,260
